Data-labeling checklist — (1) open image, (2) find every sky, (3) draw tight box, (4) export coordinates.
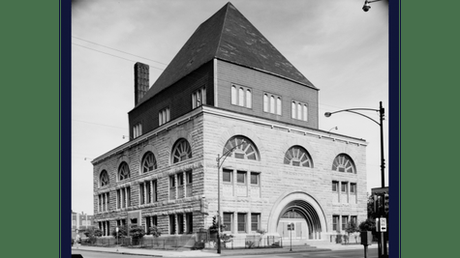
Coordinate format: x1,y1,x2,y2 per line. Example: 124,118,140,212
71,0,389,215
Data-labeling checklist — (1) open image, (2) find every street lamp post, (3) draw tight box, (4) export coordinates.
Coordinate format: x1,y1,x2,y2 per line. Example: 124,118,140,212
325,101,387,258
324,101,385,188
215,140,246,254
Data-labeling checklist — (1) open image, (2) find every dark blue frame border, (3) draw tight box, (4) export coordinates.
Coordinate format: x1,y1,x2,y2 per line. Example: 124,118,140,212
388,0,400,257
60,0,72,257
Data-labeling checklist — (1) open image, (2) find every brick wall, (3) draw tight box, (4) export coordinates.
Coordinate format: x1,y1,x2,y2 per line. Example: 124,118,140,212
215,59,319,129
128,61,214,139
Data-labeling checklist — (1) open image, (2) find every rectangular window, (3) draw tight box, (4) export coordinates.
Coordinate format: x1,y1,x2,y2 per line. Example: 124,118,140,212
250,172,259,185
237,213,247,233
263,93,282,115
350,183,357,194
177,214,184,234
186,213,193,233
231,85,252,108
146,216,157,234
223,213,233,232
140,183,145,205
333,215,339,231
223,169,233,183
186,170,193,197
177,173,184,186
342,216,349,231
152,180,158,202
237,171,246,184
169,215,176,234
133,123,142,138
146,181,152,203
192,87,206,109
341,182,348,193
159,107,170,126
169,175,176,200
251,213,260,231
351,216,357,224
291,100,308,121
332,181,339,192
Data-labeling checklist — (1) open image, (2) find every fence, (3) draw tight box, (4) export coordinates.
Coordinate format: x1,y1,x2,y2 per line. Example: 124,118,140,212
80,233,283,250
199,232,283,250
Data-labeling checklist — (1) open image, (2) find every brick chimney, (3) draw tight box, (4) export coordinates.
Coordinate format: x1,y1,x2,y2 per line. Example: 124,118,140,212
134,62,149,106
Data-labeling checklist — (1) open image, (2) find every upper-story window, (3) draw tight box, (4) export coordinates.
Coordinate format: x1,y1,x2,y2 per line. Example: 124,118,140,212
159,107,170,126
172,138,192,163
99,170,109,187
332,154,356,173
231,85,252,108
263,93,282,115
291,101,308,121
284,146,313,167
223,135,259,161
133,123,142,138
118,162,130,181
142,152,157,173
192,87,206,109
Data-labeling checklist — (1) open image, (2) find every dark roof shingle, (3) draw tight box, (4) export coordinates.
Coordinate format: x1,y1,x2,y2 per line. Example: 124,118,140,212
137,2,315,107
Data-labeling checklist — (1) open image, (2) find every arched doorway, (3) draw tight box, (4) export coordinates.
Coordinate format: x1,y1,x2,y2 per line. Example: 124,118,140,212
268,191,326,241
276,200,323,240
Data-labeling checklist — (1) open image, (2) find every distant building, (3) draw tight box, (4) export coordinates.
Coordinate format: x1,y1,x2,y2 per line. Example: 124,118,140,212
71,210,95,238
92,2,367,244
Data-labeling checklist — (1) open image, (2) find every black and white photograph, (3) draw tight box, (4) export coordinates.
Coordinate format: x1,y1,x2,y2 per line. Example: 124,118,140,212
71,0,390,257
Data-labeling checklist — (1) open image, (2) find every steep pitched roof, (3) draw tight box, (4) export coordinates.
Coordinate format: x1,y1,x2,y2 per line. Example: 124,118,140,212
137,2,315,107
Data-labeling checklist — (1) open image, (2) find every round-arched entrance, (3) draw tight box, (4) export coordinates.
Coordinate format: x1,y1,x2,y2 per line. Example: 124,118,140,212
268,191,326,241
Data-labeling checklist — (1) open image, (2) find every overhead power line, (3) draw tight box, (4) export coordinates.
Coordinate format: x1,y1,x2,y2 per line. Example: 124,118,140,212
72,35,168,66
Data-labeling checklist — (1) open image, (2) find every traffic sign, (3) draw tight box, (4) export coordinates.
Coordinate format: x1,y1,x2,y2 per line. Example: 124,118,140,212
379,217,387,232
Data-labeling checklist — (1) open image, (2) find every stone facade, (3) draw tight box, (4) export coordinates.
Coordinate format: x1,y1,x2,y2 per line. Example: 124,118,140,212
93,104,367,240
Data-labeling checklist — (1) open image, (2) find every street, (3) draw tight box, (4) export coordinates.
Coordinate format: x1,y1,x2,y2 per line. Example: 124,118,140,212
71,248,378,258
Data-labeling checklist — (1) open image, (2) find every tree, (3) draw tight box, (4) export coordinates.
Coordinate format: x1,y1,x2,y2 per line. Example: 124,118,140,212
359,218,376,232
111,225,128,239
80,226,102,244
130,225,146,245
148,225,162,237
345,220,359,243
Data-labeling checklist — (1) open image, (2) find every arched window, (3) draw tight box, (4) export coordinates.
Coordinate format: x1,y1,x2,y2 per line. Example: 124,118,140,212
142,152,157,173
172,139,192,163
332,154,356,173
99,170,109,187
284,146,313,167
223,136,259,161
118,162,131,181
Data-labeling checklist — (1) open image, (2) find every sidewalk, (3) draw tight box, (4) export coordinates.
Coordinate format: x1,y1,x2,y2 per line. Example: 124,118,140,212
72,242,375,257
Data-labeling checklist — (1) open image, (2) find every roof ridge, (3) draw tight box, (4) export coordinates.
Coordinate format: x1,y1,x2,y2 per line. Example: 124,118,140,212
214,2,232,58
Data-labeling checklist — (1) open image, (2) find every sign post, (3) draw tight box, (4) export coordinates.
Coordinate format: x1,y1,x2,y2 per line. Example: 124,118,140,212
287,223,294,251
116,226,119,247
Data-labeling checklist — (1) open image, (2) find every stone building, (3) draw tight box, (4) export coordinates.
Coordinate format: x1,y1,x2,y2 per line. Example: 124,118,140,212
92,2,367,244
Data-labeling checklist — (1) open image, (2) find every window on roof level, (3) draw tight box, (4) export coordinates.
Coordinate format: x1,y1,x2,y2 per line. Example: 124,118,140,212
264,93,282,115
292,100,308,121
231,85,252,108
192,87,206,109
159,107,170,126
133,123,142,138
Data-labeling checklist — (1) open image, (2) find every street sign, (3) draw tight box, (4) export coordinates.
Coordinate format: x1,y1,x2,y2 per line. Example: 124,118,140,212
287,223,295,231
379,217,387,232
